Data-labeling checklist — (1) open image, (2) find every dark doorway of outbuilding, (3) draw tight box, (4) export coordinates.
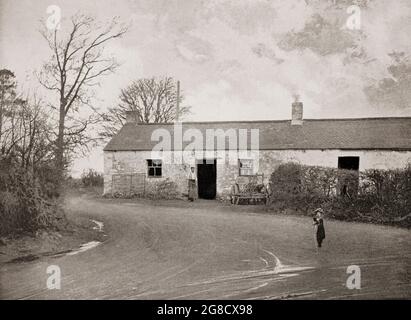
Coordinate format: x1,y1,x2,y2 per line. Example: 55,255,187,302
197,159,216,199
338,156,360,171
338,156,360,196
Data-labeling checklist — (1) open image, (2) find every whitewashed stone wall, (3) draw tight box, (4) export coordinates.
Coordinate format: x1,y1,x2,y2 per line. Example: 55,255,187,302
104,150,411,197
104,151,192,195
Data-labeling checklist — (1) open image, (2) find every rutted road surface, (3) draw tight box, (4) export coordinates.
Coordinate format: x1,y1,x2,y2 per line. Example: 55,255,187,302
1,196,410,299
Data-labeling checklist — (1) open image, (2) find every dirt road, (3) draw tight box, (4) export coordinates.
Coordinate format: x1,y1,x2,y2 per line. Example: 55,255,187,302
1,196,410,299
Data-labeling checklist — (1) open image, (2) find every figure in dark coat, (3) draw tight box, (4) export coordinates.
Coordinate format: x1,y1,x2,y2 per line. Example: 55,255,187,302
313,208,326,248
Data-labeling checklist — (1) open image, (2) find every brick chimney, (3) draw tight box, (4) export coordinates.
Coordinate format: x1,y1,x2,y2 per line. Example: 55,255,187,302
291,95,303,125
125,111,140,124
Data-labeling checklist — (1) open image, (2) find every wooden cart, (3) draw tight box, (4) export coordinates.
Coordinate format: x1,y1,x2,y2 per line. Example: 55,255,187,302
230,182,268,205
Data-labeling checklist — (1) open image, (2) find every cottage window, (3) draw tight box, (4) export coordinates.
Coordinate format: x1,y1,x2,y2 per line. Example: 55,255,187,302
147,159,162,177
239,159,253,176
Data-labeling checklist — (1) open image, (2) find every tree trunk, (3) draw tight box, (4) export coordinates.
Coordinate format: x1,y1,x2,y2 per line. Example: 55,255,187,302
55,102,66,184
0,85,4,144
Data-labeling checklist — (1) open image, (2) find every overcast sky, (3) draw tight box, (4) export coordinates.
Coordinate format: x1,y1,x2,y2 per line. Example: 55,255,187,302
1,0,410,175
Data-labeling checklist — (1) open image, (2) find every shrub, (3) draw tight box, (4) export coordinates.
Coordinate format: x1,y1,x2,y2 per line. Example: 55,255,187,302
268,162,411,227
0,157,63,236
81,169,104,187
35,163,62,198
0,191,20,235
145,178,179,200
269,162,302,195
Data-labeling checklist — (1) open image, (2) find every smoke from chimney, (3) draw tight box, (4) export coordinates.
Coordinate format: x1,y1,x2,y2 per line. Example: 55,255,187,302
291,94,303,125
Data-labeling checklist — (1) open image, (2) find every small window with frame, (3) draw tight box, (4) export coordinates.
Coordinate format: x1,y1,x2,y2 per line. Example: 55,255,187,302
147,159,162,177
239,159,253,176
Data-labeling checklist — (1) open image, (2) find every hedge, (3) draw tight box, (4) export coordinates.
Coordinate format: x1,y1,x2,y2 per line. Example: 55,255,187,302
268,163,411,228
0,158,64,236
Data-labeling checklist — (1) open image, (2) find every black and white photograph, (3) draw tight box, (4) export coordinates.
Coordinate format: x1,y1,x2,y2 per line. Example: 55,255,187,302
0,0,410,306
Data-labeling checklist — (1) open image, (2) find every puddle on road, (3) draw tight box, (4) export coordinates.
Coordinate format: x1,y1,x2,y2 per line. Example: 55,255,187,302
261,249,314,275
91,219,104,232
5,219,106,264
64,219,105,256
66,241,101,256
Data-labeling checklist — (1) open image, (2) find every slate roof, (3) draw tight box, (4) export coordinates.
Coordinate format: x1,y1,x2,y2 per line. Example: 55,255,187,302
103,117,411,151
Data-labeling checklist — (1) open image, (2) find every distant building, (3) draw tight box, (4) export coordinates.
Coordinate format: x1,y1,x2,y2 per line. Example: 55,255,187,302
103,101,411,198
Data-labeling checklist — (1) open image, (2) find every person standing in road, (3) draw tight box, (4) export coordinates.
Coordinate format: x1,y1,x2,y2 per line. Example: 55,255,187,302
313,208,326,248
188,166,197,201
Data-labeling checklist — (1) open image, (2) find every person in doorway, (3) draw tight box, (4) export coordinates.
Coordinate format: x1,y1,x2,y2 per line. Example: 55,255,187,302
313,208,326,248
188,166,198,201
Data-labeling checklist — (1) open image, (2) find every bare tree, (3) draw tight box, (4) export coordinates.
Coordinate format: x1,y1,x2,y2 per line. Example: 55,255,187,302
8,98,53,169
38,14,127,178
0,86,53,170
0,69,17,147
101,77,191,138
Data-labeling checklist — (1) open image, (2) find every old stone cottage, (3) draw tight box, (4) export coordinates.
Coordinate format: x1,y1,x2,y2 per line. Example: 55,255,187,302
103,102,411,199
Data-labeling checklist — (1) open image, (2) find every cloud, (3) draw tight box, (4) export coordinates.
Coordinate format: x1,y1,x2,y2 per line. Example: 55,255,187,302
2,0,411,124
252,43,284,64
174,36,212,63
278,13,359,56
364,52,411,111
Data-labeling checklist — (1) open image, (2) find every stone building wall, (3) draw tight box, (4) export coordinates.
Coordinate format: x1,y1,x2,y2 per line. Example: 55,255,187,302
104,149,411,197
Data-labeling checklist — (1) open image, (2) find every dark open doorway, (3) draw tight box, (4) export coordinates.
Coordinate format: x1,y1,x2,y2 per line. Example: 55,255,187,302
338,156,360,196
197,159,216,199
338,156,360,170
